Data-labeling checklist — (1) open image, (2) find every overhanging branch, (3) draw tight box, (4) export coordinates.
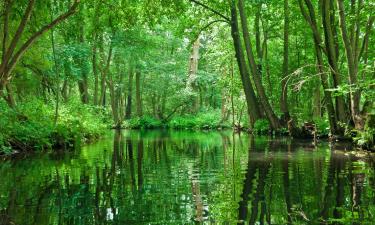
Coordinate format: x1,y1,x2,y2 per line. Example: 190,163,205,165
192,19,228,41
189,0,230,23
6,0,80,81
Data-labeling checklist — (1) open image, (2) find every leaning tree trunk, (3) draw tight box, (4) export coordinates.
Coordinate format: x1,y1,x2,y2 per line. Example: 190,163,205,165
238,0,281,129
229,0,261,128
0,0,80,107
321,0,347,123
298,0,339,135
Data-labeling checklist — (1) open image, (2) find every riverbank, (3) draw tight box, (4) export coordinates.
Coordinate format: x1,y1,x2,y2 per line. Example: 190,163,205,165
122,116,374,152
2,100,373,155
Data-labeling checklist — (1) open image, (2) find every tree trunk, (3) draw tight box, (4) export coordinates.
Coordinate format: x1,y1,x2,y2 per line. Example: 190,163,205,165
5,84,16,108
313,85,322,118
135,70,143,117
125,67,134,120
187,38,200,112
321,0,347,122
99,44,113,107
229,58,237,128
77,16,89,104
280,0,290,123
109,76,119,127
61,79,68,102
337,0,363,129
78,79,89,104
238,0,280,129
110,84,119,126
0,1,79,105
93,40,99,105
229,0,261,128
298,0,339,135
50,1,59,126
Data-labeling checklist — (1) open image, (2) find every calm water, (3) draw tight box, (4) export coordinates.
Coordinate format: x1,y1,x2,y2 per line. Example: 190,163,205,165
0,130,374,225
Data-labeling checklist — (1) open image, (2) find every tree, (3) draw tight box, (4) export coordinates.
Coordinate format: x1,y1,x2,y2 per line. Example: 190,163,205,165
0,0,80,107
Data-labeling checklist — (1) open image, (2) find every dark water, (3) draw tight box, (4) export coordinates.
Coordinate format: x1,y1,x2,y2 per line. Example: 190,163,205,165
0,130,374,225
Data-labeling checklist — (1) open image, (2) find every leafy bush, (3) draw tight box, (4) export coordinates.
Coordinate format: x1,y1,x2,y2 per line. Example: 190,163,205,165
253,119,270,134
0,98,107,155
168,116,197,129
353,114,375,150
314,118,330,136
354,128,374,150
123,111,230,130
169,111,229,130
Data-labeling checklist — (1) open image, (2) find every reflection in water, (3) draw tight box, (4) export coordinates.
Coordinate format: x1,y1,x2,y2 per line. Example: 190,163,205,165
0,130,374,225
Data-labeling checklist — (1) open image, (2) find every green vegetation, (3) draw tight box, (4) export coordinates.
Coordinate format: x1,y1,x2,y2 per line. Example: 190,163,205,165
0,98,107,153
124,110,230,130
0,0,374,154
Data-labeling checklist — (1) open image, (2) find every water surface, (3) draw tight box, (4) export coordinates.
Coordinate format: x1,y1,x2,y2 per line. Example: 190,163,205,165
0,130,374,224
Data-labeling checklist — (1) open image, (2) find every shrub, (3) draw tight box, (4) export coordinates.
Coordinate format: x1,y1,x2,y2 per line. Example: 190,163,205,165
169,110,229,130
0,98,107,155
123,110,230,130
353,114,375,150
253,119,270,134
314,118,330,136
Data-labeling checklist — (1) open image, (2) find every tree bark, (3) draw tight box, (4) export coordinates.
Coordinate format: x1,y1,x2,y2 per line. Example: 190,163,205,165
90,1,102,106
280,0,290,123
187,38,200,112
298,0,339,135
125,66,134,120
229,0,261,128
61,78,68,102
99,43,113,107
77,12,89,104
238,0,280,129
93,38,99,105
320,0,347,122
313,85,322,118
135,70,143,117
337,0,363,129
50,0,59,126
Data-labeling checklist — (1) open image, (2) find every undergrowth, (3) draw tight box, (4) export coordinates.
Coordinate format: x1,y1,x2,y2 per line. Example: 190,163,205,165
0,98,107,155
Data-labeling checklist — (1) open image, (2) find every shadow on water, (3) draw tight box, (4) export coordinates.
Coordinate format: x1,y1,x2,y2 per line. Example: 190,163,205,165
0,130,374,225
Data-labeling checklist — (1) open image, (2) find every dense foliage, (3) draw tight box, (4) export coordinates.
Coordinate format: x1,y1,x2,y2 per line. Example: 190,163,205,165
0,0,374,153
0,98,107,153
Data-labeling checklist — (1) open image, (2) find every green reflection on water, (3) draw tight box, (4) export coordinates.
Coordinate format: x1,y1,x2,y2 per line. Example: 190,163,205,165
0,130,374,225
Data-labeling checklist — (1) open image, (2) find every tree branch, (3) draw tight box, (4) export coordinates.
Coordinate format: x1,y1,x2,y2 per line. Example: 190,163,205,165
358,15,374,61
298,0,327,55
192,19,228,41
2,0,13,62
189,0,230,23
2,0,35,69
5,0,80,81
